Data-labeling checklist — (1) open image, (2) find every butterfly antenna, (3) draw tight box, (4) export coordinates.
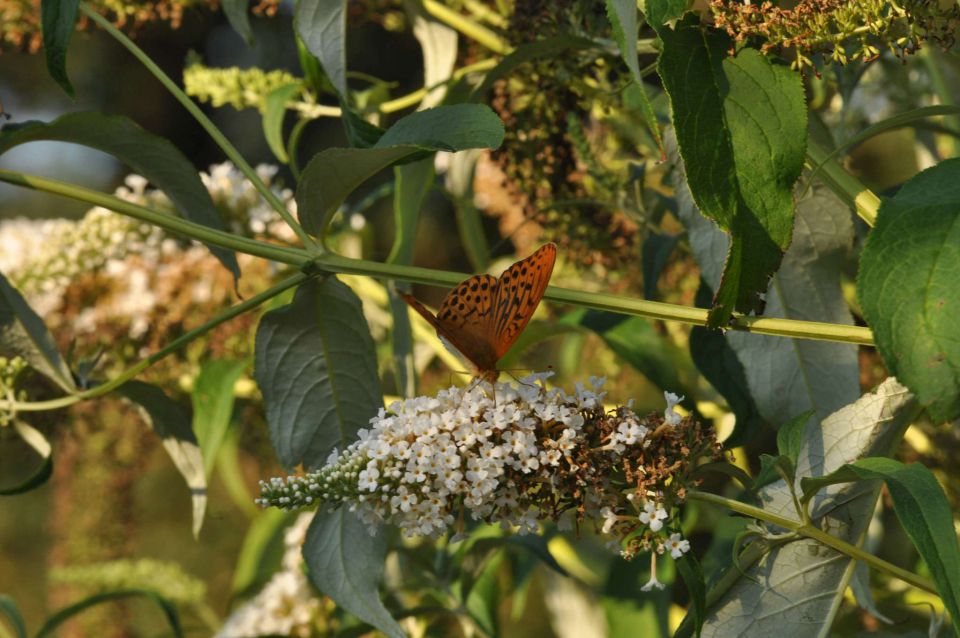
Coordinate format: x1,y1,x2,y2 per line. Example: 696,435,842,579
489,217,537,255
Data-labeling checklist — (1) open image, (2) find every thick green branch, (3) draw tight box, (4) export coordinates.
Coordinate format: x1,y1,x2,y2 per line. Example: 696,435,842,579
79,2,317,249
806,137,880,226
687,490,936,595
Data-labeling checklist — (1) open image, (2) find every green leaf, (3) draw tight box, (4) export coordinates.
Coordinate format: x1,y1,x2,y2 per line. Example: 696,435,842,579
801,458,960,636
407,0,458,109
642,232,680,300
0,420,53,496
858,158,960,422
776,410,814,463
700,379,916,638
676,553,706,638
296,0,347,96
304,509,404,638
676,160,859,430
191,358,248,477
604,0,664,156
464,550,502,637
222,0,254,45
656,19,806,326
41,0,80,97
0,594,26,638
254,277,382,469
642,0,690,27
0,112,240,281
296,104,504,239
231,508,291,596
262,82,302,164
0,271,75,392
118,381,207,538
35,589,183,638
445,149,491,271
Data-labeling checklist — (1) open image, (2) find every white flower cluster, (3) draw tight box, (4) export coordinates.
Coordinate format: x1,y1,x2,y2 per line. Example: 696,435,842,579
200,162,297,240
216,512,326,638
258,377,695,570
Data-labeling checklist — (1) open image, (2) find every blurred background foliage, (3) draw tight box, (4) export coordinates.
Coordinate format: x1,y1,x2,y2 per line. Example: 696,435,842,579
1,0,959,635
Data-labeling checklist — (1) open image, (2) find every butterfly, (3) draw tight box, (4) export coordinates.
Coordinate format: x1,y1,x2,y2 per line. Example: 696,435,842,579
400,243,557,384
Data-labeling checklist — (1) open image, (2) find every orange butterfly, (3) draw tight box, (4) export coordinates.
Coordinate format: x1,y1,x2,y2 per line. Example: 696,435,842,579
401,243,557,384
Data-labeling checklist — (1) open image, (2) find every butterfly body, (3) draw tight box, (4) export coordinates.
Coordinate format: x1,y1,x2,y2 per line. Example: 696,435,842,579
401,243,557,384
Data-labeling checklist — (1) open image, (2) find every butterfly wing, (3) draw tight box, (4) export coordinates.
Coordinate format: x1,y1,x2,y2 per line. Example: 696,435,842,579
488,243,557,359
400,274,500,373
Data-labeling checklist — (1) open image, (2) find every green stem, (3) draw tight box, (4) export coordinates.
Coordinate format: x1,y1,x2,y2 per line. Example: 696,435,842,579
687,490,936,595
0,170,309,266
422,0,511,54
79,3,318,250
0,170,874,346
1,272,307,413
806,137,880,227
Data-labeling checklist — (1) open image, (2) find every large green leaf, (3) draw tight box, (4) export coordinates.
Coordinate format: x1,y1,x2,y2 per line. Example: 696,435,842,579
699,379,915,637
222,0,254,45
642,0,689,26
296,104,503,239
858,158,960,422
675,153,859,431
655,17,806,326
118,381,207,538
0,113,240,281
191,358,248,477
801,458,960,635
303,509,404,638
253,277,382,470
41,0,80,96
0,271,75,392
296,0,347,96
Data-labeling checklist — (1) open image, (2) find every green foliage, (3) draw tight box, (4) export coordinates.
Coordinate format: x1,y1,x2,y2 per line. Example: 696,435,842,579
0,271,75,393
0,595,26,638
254,277,382,469
0,112,240,281
34,590,183,638
296,0,347,97
40,0,79,96
262,82,304,164
296,104,503,239
656,17,806,326
221,0,254,45
303,509,403,638
858,159,960,422
802,458,960,636
191,358,248,477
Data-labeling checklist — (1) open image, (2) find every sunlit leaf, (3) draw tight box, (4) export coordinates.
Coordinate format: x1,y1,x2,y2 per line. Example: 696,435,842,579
858,158,960,422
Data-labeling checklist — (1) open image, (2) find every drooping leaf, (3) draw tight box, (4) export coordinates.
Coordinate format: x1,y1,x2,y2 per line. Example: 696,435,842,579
800,458,960,635
296,0,347,96
642,232,680,300
191,358,248,477
35,589,183,638
254,277,382,469
675,154,859,430
0,271,75,392
118,381,207,538
262,82,303,163
699,379,915,637
296,104,503,239
656,18,806,326
41,0,80,96
0,113,240,281
406,0,458,109
221,0,254,45
0,420,53,495
858,158,960,422
304,509,404,638
0,594,27,638
604,0,664,156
